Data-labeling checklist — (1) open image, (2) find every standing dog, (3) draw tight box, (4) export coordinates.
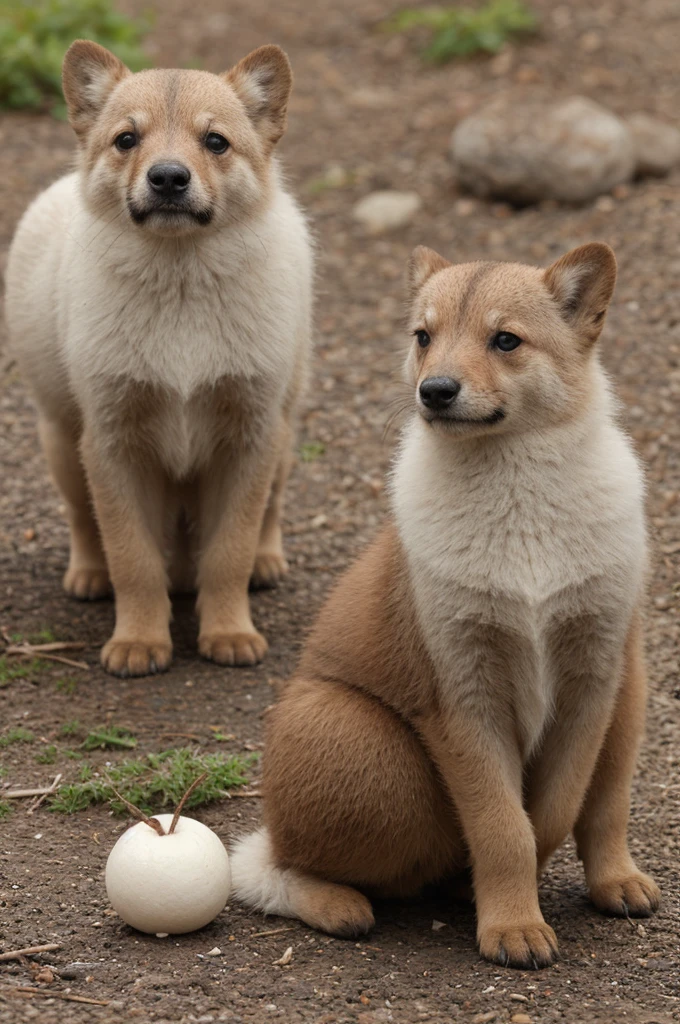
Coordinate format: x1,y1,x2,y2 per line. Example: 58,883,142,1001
230,243,660,968
6,41,312,676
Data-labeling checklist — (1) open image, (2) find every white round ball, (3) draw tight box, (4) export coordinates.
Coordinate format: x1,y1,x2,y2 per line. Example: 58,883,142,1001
105,813,231,935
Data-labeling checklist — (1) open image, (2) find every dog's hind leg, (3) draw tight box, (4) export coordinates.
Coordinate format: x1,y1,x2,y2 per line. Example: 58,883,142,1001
38,417,110,600
230,827,375,937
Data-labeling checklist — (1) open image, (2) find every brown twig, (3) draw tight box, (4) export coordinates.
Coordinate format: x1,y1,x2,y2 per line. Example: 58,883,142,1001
250,926,294,938
220,789,262,799
103,774,165,836
3,639,89,671
168,772,208,834
0,944,61,962
7,642,86,653
27,774,63,815
5,774,62,801
4,646,89,670
1,986,110,1006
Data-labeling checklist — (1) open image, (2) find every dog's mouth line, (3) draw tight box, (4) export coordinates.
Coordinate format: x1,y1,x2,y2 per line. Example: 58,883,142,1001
127,200,213,226
422,408,506,426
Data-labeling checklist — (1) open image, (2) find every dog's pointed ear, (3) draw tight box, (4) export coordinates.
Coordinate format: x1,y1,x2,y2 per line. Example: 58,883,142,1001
544,243,617,346
62,40,130,138
408,246,451,297
226,45,292,147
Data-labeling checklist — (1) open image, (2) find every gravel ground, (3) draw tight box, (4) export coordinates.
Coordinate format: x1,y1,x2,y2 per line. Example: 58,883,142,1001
0,1,678,1022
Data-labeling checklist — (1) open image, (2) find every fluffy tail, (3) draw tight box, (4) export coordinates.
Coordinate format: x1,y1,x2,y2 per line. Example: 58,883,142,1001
229,827,374,937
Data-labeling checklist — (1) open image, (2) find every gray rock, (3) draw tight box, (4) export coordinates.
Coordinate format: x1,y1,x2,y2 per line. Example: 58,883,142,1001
627,113,680,177
450,96,635,204
352,190,422,233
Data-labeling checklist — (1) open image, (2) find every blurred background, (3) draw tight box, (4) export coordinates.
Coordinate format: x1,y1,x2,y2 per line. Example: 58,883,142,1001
0,2,678,1021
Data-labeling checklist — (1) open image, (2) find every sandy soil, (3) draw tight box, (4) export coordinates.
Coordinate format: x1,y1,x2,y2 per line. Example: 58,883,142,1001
0,1,678,1021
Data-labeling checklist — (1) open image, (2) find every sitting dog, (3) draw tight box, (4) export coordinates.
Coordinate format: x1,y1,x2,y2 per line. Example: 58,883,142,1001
5,40,312,676
230,242,660,968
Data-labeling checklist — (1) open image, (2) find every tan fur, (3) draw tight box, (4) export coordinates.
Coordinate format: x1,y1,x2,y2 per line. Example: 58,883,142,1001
230,244,659,969
6,42,313,676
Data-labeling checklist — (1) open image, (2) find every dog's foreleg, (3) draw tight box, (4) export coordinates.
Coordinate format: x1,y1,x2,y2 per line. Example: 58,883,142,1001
416,710,558,969
573,616,660,918
250,422,292,590
81,432,172,677
196,447,277,666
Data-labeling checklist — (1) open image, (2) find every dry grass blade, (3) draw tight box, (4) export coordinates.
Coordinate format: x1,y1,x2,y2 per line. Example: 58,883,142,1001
0,943,61,962
5,774,62,801
1,986,110,1006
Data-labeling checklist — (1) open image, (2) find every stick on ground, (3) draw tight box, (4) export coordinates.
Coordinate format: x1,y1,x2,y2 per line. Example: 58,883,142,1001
0,944,61,962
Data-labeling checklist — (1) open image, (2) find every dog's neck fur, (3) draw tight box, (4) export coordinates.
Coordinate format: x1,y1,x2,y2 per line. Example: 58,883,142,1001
392,358,647,606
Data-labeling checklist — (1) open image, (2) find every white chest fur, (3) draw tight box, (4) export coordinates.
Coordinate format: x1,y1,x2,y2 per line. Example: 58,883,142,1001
58,174,311,403
392,376,647,753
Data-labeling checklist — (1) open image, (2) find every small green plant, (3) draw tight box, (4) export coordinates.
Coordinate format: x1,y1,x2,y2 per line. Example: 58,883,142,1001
29,627,57,644
0,801,12,820
35,744,58,764
59,720,82,737
300,441,326,462
81,725,137,751
0,726,35,747
50,747,254,814
55,676,78,694
0,0,150,115
385,0,537,62
0,657,49,686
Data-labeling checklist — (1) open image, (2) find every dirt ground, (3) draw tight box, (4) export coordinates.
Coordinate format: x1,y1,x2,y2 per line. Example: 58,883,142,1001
1,0,679,1021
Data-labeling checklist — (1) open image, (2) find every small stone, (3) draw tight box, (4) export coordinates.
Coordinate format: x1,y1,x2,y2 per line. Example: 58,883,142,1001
206,947,222,956
431,919,447,930
35,967,54,984
511,1015,532,1024
454,198,478,217
510,993,529,1002
155,932,169,938
352,190,422,233
23,527,35,541
579,31,602,52
473,1014,497,1024
273,945,293,965
627,113,680,177
595,195,616,212
451,96,634,204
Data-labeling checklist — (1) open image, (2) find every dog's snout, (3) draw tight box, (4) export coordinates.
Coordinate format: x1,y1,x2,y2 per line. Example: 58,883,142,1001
147,162,191,196
419,377,461,411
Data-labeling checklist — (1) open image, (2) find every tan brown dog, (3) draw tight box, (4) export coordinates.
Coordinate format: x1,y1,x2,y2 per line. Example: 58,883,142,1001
5,41,313,676
230,243,659,968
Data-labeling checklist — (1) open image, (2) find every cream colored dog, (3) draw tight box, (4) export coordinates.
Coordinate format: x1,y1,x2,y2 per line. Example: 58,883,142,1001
5,40,312,677
230,243,660,968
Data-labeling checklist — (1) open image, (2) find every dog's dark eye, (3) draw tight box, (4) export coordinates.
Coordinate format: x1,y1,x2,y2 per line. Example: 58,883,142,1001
493,331,523,352
115,131,137,152
205,132,229,154
414,329,431,349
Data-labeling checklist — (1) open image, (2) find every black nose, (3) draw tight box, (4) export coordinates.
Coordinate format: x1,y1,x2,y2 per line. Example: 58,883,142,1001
419,376,461,411
147,162,191,196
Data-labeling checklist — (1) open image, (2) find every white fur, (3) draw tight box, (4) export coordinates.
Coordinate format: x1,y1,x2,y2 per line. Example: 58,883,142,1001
392,363,647,755
5,164,312,476
230,827,304,917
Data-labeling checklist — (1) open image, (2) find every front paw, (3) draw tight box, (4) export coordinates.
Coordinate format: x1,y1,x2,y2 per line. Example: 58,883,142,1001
590,871,660,918
250,552,288,589
199,630,268,666
478,921,559,969
101,638,172,677
64,567,111,600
